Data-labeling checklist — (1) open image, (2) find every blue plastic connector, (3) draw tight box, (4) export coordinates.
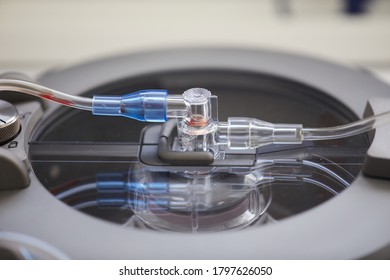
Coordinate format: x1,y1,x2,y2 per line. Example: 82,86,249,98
92,90,168,122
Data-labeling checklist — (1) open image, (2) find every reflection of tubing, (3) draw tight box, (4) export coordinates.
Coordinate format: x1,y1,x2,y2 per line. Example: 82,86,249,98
56,182,96,200
55,158,350,206
302,178,338,195
52,157,349,232
253,159,349,191
61,170,340,232
66,173,342,210
57,158,349,211
302,160,349,188
73,201,98,210
0,231,69,260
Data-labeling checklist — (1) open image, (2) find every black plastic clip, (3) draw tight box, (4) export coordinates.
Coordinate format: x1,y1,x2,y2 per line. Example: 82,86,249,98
157,120,214,166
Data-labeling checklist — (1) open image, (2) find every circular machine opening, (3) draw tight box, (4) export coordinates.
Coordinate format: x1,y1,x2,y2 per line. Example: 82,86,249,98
29,69,369,232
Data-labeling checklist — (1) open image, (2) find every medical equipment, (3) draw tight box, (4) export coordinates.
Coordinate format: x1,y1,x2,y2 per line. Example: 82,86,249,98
1,49,389,258
1,79,389,153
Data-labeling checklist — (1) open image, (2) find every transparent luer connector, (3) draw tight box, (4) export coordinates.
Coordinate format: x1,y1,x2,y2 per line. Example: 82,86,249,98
167,89,390,154
181,88,214,132
166,95,188,118
171,88,303,154
216,118,303,149
176,88,218,152
165,88,306,160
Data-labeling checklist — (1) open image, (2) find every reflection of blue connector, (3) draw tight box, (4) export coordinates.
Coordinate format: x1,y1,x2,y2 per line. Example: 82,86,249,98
92,90,168,122
96,173,170,209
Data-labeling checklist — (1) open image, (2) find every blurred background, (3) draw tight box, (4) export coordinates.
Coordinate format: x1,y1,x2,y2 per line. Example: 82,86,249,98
0,0,389,82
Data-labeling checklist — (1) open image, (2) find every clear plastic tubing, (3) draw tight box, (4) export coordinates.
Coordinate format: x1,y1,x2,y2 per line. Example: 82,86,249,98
302,111,390,141
0,79,92,111
0,78,188,122
217,112,390,149
2,78,390,144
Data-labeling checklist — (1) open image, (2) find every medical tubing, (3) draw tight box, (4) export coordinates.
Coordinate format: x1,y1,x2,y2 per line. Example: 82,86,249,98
215,112,390,149
2,78,390,141
0,78,186,122
302,111,390,141
0,79,92,111
92,93,188,121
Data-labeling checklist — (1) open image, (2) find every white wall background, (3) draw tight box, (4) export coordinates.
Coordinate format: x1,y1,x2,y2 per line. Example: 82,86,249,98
0,0,389,81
